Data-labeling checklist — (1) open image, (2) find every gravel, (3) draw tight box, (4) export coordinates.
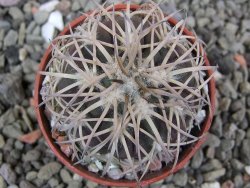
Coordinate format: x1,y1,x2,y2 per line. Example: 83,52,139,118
23,150,41,162
37,162,62,180
240,139,250,164
0,0,250,187
0,164,17,184
203,168,226,182
0,134,5,148
33,11,49,25
8,7,24,21
4,30,18,47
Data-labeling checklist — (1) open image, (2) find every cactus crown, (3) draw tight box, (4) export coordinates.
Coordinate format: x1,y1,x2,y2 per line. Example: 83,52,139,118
40,1,215,181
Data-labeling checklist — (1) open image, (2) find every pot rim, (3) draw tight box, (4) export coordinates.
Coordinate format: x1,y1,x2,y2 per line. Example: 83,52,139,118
34,3,216,187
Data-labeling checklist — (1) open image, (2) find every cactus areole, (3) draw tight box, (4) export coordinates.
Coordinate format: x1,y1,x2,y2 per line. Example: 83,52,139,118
34,3,215,187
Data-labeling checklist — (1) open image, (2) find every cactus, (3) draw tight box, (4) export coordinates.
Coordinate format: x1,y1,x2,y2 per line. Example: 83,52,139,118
40,1,215,181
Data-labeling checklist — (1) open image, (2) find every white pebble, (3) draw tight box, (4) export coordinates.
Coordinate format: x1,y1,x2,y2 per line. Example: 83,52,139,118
41,22,55,43
245,166,250,175
196,110,206,124
48,11,64,31
39,0,59,12
201,182,220,188
107,168,124,180
73,173,82,181
95,160,103,170
88,163,99,173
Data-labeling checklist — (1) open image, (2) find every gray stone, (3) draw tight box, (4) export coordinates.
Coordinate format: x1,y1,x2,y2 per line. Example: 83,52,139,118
247,128,250,138
223,123,237,139
239,82,250,94
206,147,215,159
2,124,23,139
0,0,20,7
218,37,230,50
211,116,222,137
23,150,41,162
205,7,216,17
0,134,5,149
221,139,235,152
60,169,72,183
225,22,239,35
25,171,37,181
55,184,64,188
203,168,226,181
37,162,62,180
173,171,188,187
0,164,16,184
232,109,246,122
204,133,221,148
241,19,250,31
21,58,38,74
34,11,49,25
8,185,19,188
241,32,250,45
26,35,44,44
191,149,203,169
71,1,81,11
218,98,231,112
236,129,246,146
0,54,4,68
197,17,210,28
0,175,7,188
0,153,2,165
32,178,44,187
48,178,59,187
26,21,36,34
201,159,223,172
234,174,244,188
0,21,10,31
240,139,250,164
85,181,98,188
8,7,24,21
0,109,16,129
218,80,237,99
66,181,82,188
187,16,195,27
3,30,18,47
18,22,25,45
32,26,40,36
19,180,36,188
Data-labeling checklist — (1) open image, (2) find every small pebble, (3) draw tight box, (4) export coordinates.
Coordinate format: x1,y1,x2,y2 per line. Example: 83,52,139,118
37,162,62,180
0,163,17,184
245,166,250,175
0,134,5,149
4,30,18,47
34,11,49,25
203,168,226,181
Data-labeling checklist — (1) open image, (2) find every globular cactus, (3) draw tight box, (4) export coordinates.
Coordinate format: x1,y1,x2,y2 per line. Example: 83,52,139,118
40,1,214,181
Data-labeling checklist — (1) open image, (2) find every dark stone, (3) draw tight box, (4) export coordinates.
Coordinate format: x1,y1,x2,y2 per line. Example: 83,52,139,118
0,71,24,107
5,46,19,65
208,49,236,75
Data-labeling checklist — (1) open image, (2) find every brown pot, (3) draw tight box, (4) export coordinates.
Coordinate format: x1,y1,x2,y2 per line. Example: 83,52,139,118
34,4,216,187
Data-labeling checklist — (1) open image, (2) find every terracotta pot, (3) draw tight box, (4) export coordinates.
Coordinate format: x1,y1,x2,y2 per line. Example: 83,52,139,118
34,4,216,187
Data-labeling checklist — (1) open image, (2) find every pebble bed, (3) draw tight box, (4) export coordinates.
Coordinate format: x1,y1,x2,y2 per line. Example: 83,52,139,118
0,0,250,188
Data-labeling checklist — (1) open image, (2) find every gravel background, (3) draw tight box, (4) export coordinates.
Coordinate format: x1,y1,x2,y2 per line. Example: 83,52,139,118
0,0,250,188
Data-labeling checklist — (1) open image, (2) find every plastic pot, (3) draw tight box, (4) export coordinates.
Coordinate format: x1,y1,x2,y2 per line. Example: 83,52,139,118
34,4,216,187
